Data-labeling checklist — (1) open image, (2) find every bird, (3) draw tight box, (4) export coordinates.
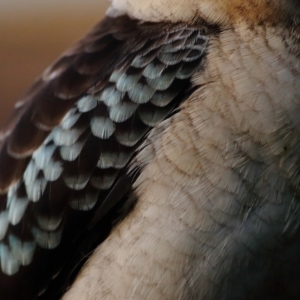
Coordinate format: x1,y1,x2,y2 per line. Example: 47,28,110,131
0,0,300,299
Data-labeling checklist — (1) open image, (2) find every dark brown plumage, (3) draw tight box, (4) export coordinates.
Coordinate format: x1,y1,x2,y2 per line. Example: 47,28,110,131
0,15,209,299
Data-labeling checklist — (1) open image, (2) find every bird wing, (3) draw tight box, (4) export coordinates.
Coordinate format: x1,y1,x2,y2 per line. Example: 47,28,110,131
0,15,212,298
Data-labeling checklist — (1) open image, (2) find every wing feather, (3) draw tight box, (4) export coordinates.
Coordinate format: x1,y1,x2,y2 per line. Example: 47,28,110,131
0,15,211,299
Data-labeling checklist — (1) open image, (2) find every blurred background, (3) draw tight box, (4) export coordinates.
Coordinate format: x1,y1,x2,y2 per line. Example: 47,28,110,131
0,0,109,127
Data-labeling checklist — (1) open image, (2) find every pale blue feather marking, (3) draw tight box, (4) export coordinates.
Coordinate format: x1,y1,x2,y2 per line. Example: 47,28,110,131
166,29,191,43
43,131,54,145
60,140,86,161
99,85,114,100
8,196,28,226
131,52,156,68
127,82,155,104
9,235,35,266
97,150,133,169
157,50,189,65
143,61,166,80
184,33,198,48
131,56,145,68
99,86,124,106
69,189,100,211
116,72,142,92
109,101,138,123
24,160,47,202
97,152,116,169
176,62,200,79
64,175,90,191
160,39,186,53
6,182,20,206
0,212,9,240
60,108,81,130
109,70,122,82
112,151,133,168
33,144,56,170
188,44,206,52
52,126,86,147
183,49,204,62
0,244,19,275
24,160,39,188
115,127,148,147
77,96,97,113
90,170,119,190
31,227,62,249
43,161,63,181
146,72,176,91
150,91,178,107
36,213,63,231
139,106,171,127
26,177,47,202
91,116,116,139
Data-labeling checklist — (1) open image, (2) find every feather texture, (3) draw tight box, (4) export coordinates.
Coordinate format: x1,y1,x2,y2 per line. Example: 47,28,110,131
0,14,208,299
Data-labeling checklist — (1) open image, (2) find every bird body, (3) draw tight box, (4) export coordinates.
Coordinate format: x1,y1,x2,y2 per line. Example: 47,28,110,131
109,0,299,24
0,1,300,299
64,13,300,299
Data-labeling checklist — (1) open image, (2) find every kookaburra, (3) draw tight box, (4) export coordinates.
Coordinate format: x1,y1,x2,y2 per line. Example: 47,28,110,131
1,0,300,299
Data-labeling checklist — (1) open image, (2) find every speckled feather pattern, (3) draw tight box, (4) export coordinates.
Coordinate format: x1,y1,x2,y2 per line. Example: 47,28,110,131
0,16,208,299
1,1,300,299
63,18,300,300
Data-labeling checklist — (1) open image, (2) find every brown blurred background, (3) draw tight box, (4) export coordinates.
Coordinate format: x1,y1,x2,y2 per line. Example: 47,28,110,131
0,0,109,127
